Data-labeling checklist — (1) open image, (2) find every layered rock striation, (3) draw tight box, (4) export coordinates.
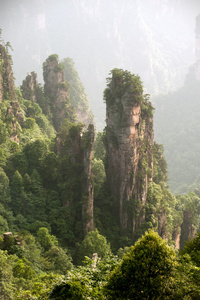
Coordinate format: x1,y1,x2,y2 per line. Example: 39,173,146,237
104,69,154,237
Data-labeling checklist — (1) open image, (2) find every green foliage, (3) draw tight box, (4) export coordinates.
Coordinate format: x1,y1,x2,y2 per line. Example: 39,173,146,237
49,280,86,299
75,229,111,265
104,230,177,299
0,215,9,233
153,142,168,184
92,158,106,194
93,131,105,161
36,227,58,252
23,117,36,129
181,232,200,267
104,68,143,105
48,54,59,62
51,255,120,300
172,254,200,299
0,167,10,206
44,245,73,274
153,80,200,193
61,57,94,125
13,257,36,280
0,249,15,299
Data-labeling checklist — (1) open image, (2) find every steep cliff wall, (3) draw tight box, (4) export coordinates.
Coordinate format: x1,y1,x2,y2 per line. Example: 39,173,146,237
43,54,75,130
180,210,196,249
0,44,24,143
62,58,94,127
104,69,154,237
21,71,38,102
58,122,94,236
0,44,17,102
82,124,95,235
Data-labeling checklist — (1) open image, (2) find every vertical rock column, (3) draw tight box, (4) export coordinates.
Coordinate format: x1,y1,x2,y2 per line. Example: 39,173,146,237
82,124,95,235
0,44,17,101
21,71,38,102
43,54,75,131
0,44,24,143
104,69,154,237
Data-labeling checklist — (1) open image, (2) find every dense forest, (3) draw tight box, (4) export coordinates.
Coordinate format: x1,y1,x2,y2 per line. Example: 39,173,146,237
1,24,200,299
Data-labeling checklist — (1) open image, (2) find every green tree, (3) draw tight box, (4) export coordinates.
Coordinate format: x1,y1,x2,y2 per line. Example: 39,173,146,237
29,169,46,221
13,257,35,280
23,139,49,173
0,215,9,233
44,245,73,274
0,249,15,299
93,131,106,161
49,280,86,300
104,230,177,299
76,229,111,265
0,167,10,206
36,227,58,252
92,158,106,196
10,170,26,215
181,232,200,267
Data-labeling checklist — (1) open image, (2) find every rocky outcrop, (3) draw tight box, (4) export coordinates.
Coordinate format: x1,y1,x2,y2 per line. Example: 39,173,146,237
58,122,94,236
21,71,38,102
180,210,196,249
104,69,154,238
0,44,17,102
172,226,181,250
43,54,75,131
0,44,24,143
6,100,24,143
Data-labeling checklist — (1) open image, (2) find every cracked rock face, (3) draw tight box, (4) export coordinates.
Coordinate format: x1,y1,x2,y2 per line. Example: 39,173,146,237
104,69,154,237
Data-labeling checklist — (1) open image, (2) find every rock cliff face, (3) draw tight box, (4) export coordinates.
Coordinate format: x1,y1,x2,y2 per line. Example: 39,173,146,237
58,122,94,236
0,44,24,143
0,44,17,102
43,55,75,130
21,72,38,102
62,58,94,127
82,124,95,235
104,69,154,237
180,210,196,249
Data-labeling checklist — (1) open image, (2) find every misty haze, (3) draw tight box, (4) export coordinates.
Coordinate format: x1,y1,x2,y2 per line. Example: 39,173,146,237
1,0,200,298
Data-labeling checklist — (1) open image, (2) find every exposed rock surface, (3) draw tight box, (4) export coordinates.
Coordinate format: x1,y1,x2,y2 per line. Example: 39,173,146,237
21,71,38,102
0,44,24,143
58,123,94,236
62,57,94,127
43,55,75,130
0,44,17,102
172,226,181,250
180,210,196,249
104,69,154,237
82,124,95,235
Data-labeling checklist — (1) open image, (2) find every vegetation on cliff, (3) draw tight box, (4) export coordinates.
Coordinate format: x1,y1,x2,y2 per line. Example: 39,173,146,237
0,30,200,298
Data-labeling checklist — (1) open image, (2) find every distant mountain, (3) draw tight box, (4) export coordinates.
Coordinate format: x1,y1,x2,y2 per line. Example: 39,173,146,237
0,0,199,129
